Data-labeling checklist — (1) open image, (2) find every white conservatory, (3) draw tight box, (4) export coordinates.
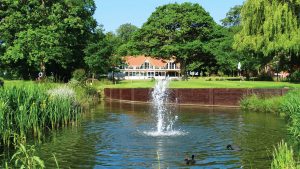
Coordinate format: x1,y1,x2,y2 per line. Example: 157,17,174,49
120,55,181,80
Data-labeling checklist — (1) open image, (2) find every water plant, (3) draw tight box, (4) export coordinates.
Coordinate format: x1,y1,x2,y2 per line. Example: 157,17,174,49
10,143,45,169
0,83,82,147
240,94,283,114
271,140,298,169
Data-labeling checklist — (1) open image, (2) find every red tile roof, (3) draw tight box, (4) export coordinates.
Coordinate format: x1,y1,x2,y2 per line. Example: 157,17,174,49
123,55,168,67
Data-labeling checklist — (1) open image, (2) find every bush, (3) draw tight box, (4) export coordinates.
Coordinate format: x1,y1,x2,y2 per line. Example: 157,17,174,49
72,69,86,82
0,77,4,87
257,72,273,81
289,70,300,83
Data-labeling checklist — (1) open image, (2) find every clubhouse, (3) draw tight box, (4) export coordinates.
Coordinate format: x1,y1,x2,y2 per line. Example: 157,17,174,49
120,55,181,80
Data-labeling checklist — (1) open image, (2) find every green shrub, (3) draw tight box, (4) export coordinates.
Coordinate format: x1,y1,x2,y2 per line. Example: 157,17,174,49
289,70,300,83
271,140,297,169
257,72,274,81
72,69,86,82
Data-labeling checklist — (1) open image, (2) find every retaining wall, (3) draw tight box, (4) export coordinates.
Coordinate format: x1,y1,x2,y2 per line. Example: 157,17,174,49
104,88,288,106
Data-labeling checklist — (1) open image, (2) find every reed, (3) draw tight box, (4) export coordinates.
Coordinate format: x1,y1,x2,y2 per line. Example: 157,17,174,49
240,94,283,114
0,83,82,147
271,140,298,169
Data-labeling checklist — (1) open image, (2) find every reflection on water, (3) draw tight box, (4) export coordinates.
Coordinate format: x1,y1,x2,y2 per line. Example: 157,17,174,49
36,101,287,168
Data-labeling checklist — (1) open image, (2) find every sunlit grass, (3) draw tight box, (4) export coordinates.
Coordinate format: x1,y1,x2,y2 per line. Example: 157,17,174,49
100,78,300,89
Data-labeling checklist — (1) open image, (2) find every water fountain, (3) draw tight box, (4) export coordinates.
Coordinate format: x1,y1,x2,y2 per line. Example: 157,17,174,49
143,79,185,136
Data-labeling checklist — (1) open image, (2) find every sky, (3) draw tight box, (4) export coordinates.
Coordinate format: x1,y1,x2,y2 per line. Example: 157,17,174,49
94,0,245,33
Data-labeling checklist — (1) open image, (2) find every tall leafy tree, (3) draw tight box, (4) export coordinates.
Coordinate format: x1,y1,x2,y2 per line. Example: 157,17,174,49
221,5,242,28
135,2,217,79
0,0,97,79
234,0,300,72
116,23,138,43
208,5,243,76
84,28,117,76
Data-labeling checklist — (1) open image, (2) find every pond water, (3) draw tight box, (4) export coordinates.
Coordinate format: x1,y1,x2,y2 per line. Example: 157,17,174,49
37,101,287,169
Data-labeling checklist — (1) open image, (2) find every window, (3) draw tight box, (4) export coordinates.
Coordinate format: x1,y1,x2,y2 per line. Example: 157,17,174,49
145,62,150,69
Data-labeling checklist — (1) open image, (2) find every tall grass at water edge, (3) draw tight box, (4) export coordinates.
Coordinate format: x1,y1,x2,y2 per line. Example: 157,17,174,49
0,84,82,147
271,140,298,169
240,94,284,114
280,90,300,140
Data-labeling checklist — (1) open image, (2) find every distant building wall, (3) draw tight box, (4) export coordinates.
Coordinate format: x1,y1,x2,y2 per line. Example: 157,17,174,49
104,88,288,107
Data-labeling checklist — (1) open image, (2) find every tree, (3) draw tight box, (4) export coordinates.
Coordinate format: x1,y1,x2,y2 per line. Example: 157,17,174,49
221,5,242,28
116,23,139,43
0,0,97,79
207,26,240,76
135,2,217,80
84,29,116,77
234,0,300,73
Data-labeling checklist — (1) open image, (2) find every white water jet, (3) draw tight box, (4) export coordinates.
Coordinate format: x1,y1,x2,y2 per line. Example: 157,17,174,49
143,79,186,137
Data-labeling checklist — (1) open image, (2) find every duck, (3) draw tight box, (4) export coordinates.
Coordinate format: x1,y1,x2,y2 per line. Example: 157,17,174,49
227,144,234,150
184,154,196,165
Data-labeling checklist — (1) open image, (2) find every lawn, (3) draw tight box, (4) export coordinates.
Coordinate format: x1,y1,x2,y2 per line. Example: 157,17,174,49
102,78,300,89
4,78,300,89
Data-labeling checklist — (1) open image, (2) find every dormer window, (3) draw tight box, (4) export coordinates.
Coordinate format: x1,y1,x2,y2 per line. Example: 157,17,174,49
140,62,150,69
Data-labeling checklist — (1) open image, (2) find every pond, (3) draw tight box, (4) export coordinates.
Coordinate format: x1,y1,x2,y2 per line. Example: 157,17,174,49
37,101,287,169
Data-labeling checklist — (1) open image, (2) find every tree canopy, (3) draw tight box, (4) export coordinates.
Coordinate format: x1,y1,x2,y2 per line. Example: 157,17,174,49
0,0,97,79
116,23,138,43
134,2,217,79
234,0,300,72
221,5,242,28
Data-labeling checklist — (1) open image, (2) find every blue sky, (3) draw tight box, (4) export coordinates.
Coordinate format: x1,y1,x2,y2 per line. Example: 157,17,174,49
94,0,244,33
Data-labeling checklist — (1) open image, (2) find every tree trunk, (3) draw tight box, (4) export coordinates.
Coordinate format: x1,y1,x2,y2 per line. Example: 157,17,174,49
180,60,188,81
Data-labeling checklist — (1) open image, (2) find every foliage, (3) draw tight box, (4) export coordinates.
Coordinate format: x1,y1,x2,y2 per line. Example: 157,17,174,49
72,69,87,83
0,0,97,79
0,84,82,147
257,72,274,81
116,23,139,43
11,144,45,169
134,2,217,79
206,26,240,75
240,94,283,114
84,28,116,76
221,5,242,27
289,70,300,83
234,0,300,71
271,140,297,169
280,90,300,139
